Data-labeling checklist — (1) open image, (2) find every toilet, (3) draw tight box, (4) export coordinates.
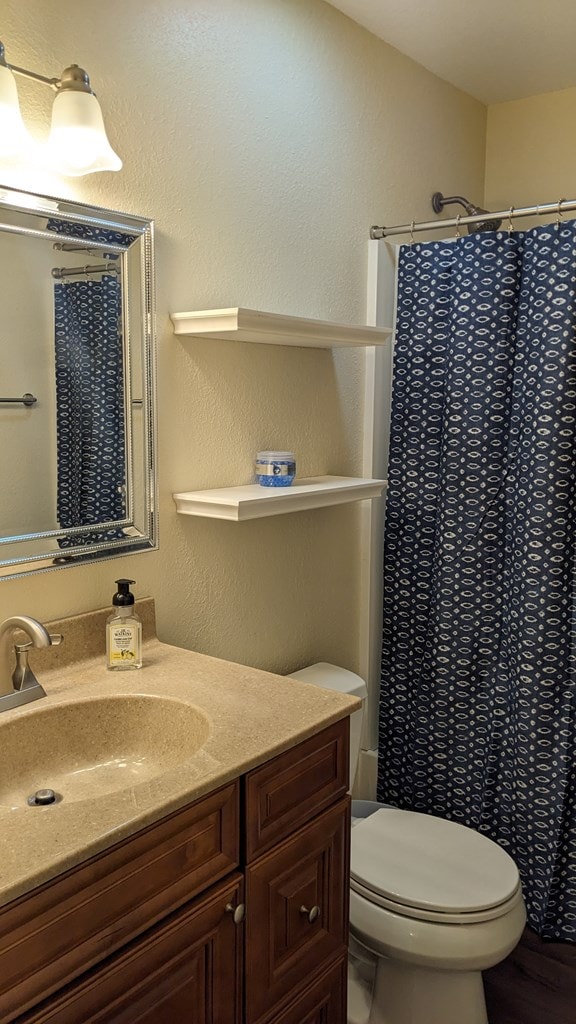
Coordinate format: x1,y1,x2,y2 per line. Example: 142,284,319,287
288,663,526,1024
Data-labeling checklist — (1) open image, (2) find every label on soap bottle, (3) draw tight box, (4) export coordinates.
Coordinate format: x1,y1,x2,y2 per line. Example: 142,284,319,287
108,624,139,665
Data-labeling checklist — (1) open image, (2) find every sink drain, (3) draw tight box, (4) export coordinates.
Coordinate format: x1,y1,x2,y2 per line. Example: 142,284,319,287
27,788,61,806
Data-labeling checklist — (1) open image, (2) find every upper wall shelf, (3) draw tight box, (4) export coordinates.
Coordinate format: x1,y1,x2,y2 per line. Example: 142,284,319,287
170,307,391,349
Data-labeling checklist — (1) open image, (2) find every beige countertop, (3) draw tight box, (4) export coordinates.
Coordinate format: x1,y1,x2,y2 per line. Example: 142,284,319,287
0,601,358,909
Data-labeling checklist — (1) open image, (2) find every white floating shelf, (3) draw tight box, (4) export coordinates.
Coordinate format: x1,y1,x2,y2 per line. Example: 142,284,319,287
170,307,391,349
173,476,387,521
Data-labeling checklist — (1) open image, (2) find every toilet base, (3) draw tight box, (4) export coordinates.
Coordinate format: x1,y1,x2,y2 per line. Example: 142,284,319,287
365,956,488,1024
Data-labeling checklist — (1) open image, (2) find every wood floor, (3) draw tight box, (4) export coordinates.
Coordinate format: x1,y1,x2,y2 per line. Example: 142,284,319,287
484,927,576,1024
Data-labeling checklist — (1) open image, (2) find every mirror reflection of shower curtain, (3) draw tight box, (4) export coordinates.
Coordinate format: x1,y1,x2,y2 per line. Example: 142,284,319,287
54,275,126,546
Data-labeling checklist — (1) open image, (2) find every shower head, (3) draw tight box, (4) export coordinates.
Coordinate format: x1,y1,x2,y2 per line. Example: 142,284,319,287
432,192,502,233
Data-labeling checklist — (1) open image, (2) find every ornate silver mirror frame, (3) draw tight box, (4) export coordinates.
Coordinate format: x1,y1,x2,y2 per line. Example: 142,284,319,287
0,185,157,578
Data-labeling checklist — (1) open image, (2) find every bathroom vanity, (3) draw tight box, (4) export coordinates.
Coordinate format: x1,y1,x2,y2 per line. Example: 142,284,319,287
0,603,357,1023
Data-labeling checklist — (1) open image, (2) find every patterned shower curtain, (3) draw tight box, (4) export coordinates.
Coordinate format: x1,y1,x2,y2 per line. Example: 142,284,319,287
377,222,576,941
54,275,126,544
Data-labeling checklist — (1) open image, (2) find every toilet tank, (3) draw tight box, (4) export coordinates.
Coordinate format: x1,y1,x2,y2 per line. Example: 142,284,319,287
287,662,367,792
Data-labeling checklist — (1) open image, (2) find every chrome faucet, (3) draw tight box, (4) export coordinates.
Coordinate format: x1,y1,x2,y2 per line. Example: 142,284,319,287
0,616,62,712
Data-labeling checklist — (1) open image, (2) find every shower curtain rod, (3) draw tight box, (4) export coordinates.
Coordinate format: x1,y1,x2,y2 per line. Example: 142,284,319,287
51,262,120,279
370,197,576,239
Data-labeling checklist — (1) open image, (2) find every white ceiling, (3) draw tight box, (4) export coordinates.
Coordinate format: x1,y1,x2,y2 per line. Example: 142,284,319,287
324,0,576,104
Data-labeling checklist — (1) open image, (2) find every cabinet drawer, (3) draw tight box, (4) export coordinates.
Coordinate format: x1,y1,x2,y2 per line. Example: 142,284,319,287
17,873,244,1024
245,719,349,860
0,781,239,1023
268,955,347,1024
245,797,350,1024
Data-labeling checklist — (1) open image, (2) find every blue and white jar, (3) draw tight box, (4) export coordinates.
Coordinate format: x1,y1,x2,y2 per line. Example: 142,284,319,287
255,450,296,487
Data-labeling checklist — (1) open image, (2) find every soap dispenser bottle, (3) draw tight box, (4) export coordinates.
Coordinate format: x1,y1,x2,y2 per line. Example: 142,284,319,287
106,579,142,670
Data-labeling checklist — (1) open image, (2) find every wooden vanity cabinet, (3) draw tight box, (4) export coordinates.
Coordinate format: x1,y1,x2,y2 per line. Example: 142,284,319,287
5,717,350,1024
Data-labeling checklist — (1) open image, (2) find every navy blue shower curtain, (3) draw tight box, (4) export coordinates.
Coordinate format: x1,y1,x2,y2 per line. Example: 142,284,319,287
377,222,576,941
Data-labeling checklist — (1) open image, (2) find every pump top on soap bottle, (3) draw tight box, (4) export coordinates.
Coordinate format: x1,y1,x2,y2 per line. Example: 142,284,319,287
106,578,142,670
113,579,136,609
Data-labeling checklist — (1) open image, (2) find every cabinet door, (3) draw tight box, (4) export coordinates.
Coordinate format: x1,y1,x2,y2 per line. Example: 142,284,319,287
245,798,350,1024
18,874,244,1024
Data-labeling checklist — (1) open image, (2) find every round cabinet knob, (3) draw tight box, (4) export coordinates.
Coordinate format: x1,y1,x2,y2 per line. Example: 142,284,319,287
225,902,245,925
299,904,321,924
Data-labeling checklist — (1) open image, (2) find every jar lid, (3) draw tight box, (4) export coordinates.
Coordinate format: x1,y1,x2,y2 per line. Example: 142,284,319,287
256,451,295,459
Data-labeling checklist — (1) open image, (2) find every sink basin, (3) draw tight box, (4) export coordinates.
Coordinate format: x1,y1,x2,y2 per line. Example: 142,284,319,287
0,694,211,809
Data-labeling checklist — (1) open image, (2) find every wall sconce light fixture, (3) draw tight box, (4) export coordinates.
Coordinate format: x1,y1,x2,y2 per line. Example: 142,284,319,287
0,41,122,176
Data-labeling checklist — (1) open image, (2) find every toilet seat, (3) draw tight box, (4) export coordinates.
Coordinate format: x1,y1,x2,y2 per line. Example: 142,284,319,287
351,875,523,924
350,809,520,922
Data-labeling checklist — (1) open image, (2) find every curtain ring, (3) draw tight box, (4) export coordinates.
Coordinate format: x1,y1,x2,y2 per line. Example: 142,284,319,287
455,214,461,239
557,198,566,226
507,206,515,234
409,220,415,246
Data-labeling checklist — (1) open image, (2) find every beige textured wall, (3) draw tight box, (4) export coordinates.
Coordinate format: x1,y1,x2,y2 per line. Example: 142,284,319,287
485,87,576,210
1,0,486,675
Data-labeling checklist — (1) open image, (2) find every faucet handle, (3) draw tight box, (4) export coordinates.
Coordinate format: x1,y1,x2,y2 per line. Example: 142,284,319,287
14,640,33,654
49,633,63,646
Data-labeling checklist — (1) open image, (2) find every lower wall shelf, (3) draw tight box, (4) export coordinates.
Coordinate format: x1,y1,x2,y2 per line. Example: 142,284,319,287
173,476,387,521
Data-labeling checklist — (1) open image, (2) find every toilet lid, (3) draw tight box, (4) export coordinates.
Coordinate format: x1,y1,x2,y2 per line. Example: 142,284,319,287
350,809,520,913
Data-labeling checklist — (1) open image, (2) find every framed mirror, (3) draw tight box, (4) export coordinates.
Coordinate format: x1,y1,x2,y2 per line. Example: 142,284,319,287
0,185,157,578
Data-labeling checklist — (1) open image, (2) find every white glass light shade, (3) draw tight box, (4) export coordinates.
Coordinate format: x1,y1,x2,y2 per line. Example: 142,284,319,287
0,63,32,157
47,89,122,175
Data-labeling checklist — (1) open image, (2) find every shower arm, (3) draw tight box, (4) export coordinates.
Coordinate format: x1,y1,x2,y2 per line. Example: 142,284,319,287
431,193,475,216
370,197,576,239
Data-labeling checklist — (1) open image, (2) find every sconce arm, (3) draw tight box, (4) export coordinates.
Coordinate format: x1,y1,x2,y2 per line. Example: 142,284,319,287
8,64,60,91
